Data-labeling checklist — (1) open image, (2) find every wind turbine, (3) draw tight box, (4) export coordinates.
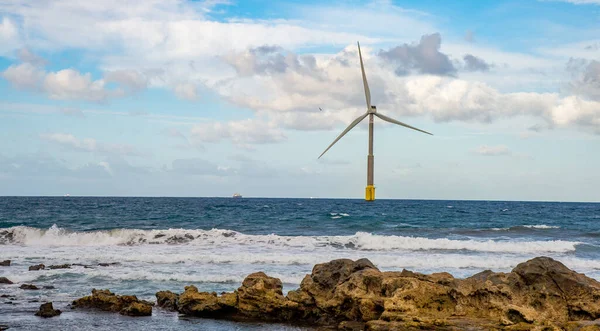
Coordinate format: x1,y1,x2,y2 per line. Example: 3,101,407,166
318,42,433,201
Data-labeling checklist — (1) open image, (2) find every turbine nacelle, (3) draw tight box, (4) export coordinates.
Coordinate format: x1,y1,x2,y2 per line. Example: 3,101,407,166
369,105,377,114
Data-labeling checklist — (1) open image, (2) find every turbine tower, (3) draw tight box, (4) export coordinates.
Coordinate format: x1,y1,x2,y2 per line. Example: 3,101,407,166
318,42,433,201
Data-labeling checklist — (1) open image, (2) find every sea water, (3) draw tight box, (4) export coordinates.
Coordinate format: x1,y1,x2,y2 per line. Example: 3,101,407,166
1,197,599,330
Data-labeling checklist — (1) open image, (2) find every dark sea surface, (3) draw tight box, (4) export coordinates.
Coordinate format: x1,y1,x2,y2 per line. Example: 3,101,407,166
1,197,599,330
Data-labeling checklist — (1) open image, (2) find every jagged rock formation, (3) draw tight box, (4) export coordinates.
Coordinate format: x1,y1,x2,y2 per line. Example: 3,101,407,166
48,264,71,269
0,260,10,266
28,264,45,271
155,290,178,311
0,277,13,284
35,302,62,318
159,257,600,330
20,284,39,290
72,289,153,316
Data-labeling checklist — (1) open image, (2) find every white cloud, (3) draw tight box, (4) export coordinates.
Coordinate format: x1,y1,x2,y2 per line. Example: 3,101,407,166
0,16,19,54
104,69,148,92
2,63,124,102
173,83,198,100
190,118,286,149
43,69,117,101
215,45,600,134
40,133,142,156
566,58,600,101
2,1,600,139
474,145,511,156
17,48,46,66
2,63,45,89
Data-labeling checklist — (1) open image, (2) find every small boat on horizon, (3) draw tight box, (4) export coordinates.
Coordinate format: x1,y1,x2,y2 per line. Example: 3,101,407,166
232,193,242,198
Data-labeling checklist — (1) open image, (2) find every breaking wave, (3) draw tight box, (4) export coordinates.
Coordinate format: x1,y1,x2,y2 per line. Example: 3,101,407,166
0,225,581,253
490,224,561,231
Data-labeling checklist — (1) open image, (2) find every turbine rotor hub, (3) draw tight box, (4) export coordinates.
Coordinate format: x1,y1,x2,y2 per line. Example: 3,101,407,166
369,105,377,113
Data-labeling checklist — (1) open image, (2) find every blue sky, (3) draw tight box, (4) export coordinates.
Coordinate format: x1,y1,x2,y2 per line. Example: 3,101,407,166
0,0,599,201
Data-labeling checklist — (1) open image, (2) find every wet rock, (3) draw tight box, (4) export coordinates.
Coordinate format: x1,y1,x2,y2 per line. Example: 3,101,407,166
0,324,8,330
0,277,13,284
35,302,62,318
120,302,152,316
338,321,366,331
155,290,178,311
177,286,237,318
71,263,92,268
1,294,10,297
28,264,45,271
43,286,56,289
97,262,119,267
170,256,600,329
72,289,152,316
0,260,10,266
237,272,298,320
20,284,39,290
48,264,71,269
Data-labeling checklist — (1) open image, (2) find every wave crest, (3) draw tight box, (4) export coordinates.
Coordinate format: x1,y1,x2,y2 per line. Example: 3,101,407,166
0,225,580,253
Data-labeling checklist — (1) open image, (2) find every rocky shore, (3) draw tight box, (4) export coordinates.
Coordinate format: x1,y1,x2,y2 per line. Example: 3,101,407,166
152,256,600,330
3,256,600,329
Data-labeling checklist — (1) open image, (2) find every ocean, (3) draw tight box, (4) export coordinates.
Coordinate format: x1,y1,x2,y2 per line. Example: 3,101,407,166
1,197,599,330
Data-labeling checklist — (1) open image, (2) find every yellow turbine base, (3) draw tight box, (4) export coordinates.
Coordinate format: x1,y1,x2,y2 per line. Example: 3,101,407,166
365,185,375,201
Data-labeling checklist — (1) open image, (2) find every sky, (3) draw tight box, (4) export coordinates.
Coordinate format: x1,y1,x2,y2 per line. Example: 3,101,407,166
0,0,599,201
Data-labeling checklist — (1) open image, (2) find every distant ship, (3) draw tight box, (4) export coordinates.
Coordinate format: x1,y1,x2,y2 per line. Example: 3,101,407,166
232,193,242,199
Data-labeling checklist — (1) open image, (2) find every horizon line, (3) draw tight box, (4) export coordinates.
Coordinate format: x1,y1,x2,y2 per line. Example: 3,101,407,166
0,195,598,204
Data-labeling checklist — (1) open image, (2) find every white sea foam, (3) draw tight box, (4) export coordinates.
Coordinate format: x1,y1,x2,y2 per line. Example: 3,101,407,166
490,224,561,231
0,225,580,253
330,212,350,219
522,225,560,229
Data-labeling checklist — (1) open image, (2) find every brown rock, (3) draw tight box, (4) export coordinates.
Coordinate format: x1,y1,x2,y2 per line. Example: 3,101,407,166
20,284,39,290
48,264,71,270
237,272,298,320
72,289,153,316
171,257,600,329
177,272,299,322
29,264,45,271
155,290,178,311
513,257,600,321
35,302,62,318
288,259,383,323
338,320,366,331
120,302,152,316
177,285,236,318
0,260,10,266
0,277,13,284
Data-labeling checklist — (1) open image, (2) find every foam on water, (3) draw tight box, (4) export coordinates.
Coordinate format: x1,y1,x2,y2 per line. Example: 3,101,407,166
0,225,580,253
522,224,561,229
490,224,562,231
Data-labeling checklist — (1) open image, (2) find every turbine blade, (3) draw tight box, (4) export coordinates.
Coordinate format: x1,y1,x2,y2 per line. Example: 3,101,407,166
375,113,433,136
358,42,371,109
319,113,369,159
